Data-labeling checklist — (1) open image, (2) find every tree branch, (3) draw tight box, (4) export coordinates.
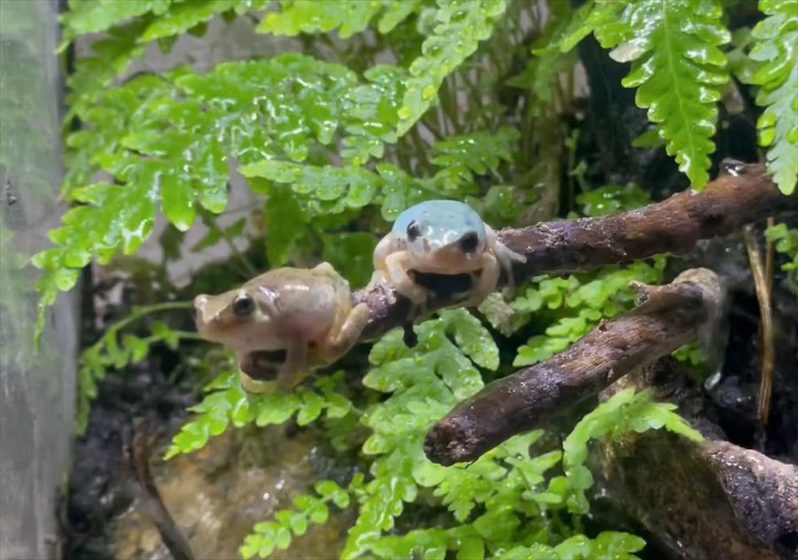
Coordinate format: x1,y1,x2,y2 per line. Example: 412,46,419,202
594,361,798,560
355,159,796,341
424,268,725,466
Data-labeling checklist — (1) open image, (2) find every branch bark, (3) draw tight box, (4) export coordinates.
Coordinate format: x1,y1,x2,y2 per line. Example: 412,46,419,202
593,361,798,560
355,159,796,341
424,268,725,466
597,432,798,560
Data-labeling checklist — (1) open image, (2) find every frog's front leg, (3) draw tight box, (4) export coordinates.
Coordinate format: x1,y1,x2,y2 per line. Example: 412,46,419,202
320,303,370,362
236,351,278,392
486,225,526,292
385,251,429,304
461,253,500,307
277,338,309,386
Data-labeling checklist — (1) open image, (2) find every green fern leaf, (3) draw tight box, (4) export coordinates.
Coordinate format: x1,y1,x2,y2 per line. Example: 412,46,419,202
765,222,798,292
241,480,349,559
138,0,270,42
59,0,172,46
64,22,149,125
258,0,419,38
430,127,520,191
397,0,507,135
165,371,353,459
560,0,730,188
63,0,272,120
564,387,705,461
240,161,380,215
240,159,445,222
343,311,496,558
747,0,798,194
36,55,406,336
608,0,729,188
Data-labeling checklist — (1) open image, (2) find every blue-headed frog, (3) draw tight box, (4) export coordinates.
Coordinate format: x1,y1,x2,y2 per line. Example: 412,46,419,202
371,200,525,307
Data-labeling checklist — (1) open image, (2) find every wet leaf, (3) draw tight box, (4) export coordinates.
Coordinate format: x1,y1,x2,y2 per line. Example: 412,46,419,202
745,0,798,194
557,0,730,189
396,0,507,135
257,0,419,39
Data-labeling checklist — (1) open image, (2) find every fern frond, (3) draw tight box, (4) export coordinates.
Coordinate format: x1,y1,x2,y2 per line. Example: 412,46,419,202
165,371,353,459
430,126,520,182
559,0,730,188
747,0,798,195
60,0,270,46
63,0,271,119
397,0,507,135
59,0,170,45
257,0,420,37
34,54,404,339
241,480,350,559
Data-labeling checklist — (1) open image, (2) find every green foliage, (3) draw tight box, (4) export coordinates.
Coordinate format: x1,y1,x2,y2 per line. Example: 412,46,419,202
241,479,352,559
75,302,194,434
33,54,408,338
431,126,520,188
165,370,353,459
495,532,646,560
397,0,508,134
558,0,730,188
512,2,589,117
745,0,798,195
561,388,703,512
61,0,271,119
344,309,494,558
765,222,798,293
60,0,172,44
233,319,701,559
576,184,652,217
257,0,419,37
241,125,519,221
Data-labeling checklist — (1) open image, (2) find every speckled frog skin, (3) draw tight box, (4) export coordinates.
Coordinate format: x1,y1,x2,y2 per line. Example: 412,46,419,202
193,262,369,392
371,200,526,306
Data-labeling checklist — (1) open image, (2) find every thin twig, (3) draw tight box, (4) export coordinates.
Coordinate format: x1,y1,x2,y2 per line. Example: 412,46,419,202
126,419,196,560
744,225,775,434
765,216,775,285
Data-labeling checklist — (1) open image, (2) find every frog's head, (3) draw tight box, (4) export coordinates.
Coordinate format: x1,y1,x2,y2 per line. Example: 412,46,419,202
400,200,488,269
193,278,279,349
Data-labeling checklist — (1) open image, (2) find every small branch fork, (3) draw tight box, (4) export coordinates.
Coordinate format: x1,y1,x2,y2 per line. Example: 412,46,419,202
354,159,796,341
424,267,724,465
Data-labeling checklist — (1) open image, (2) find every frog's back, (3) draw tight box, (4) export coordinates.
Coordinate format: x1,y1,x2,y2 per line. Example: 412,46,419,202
251,267,342,330
393,199,484,234
258,265,336,286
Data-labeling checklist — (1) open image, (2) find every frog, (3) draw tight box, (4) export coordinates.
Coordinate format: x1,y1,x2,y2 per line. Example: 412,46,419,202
193,262,370,392
371,200,526,307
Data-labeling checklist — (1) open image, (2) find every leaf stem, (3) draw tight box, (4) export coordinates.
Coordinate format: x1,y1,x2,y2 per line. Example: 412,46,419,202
744,226,775,438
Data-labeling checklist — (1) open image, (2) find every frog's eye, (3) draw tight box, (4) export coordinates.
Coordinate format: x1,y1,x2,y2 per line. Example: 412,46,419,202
459,232,480,254
406,220,422,242
232,293,255,317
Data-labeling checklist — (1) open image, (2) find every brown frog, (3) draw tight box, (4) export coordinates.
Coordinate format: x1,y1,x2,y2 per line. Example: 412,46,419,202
193,262,369,392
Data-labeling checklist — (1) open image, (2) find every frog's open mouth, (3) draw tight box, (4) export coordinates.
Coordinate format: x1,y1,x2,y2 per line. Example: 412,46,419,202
239,349,287,380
